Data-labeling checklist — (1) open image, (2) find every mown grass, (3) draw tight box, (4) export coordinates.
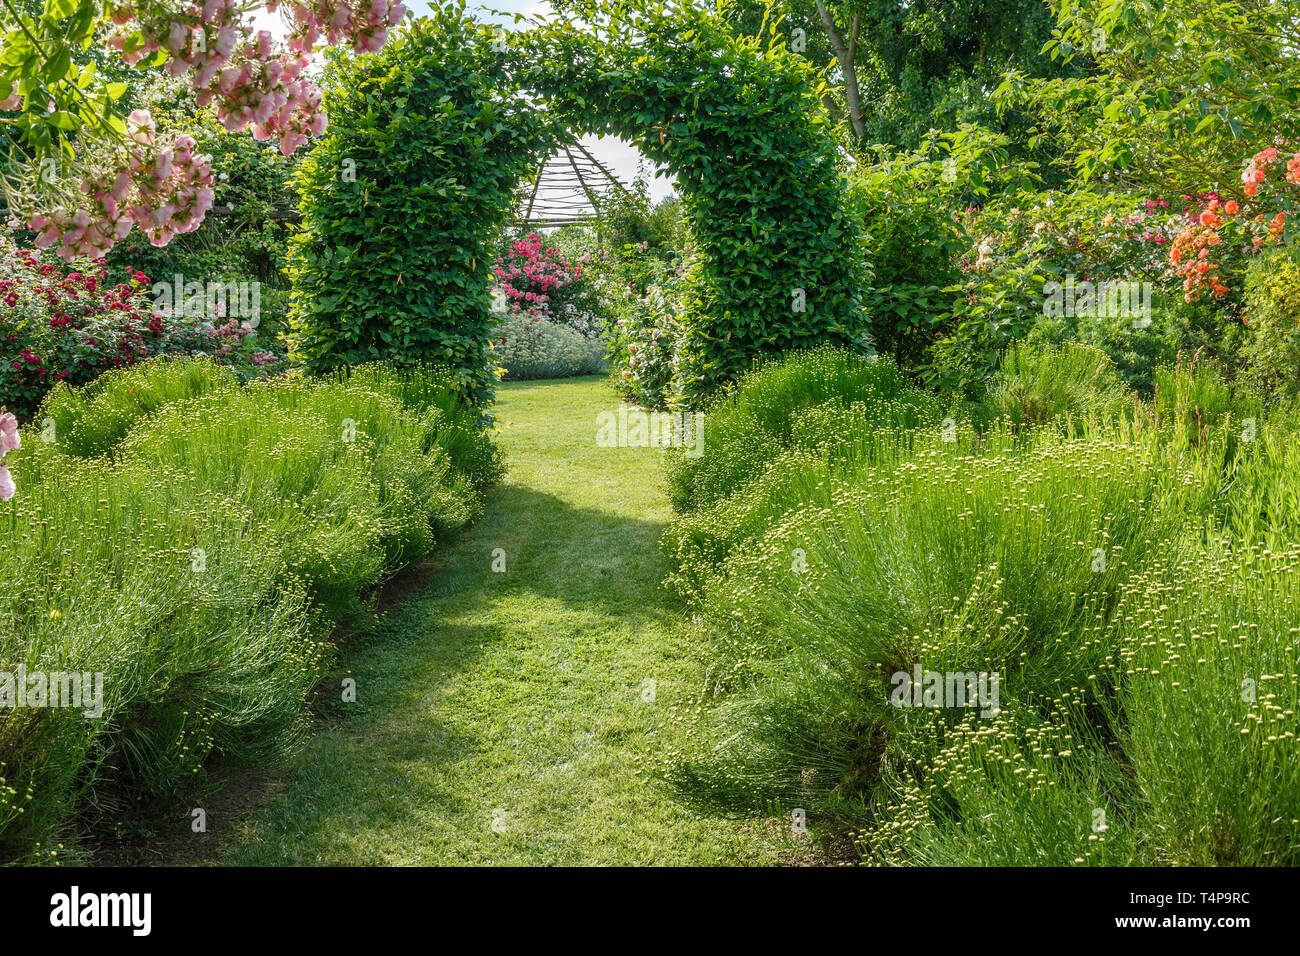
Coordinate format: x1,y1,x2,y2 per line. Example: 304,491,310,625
217,377,792,865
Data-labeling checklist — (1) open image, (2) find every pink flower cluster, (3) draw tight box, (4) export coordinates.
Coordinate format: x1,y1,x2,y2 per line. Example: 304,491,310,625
494,234,583,318
0,410,19,501
285,0,407,56
105,0,405,155
20,0,406,261
0,79,20,111
1243,147,1280,196
106,1,351,158
28,110,215,259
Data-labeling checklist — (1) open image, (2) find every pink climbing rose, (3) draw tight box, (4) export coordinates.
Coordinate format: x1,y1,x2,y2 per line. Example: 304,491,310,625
14,0,408,261
0,411,20,502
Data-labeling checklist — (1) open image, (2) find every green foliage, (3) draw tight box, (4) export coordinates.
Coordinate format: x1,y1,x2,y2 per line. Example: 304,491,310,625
846,0,1065,149
331,360,504,490
605,259,691,407
907,183,1186,397
673,424,1190,827
849,125,1047,382
520,0,871,404
1002,0,1300,197
0,357,496,862
0,0,133,181
491,310,607,381
1244,247,1300,399
932,253,1055,396
1026,299,1170,397
727,0,1069,168
287,7,553,404
592,178,689,287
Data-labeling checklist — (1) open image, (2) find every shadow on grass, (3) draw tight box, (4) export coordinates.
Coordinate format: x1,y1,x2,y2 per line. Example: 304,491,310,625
181,480,694,864
394,483,680,625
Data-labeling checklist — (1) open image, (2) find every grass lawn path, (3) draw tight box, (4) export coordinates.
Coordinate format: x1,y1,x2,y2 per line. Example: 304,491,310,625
221,376,784,865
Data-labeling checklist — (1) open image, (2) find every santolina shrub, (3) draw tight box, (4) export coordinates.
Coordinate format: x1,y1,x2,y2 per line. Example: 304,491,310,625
661,349,948,602
0,357,497,862
663,347,944,515
662,347,1300,865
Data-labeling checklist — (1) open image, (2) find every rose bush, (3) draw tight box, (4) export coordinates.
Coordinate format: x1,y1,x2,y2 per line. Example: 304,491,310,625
0,240,161,418
494,233,589,323
0,238,286,419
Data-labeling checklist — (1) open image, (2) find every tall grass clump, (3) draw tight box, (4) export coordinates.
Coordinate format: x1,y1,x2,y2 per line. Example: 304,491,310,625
1153,349,1262,448
986,341,1132,430
670,423,1198,811
0,357,497,863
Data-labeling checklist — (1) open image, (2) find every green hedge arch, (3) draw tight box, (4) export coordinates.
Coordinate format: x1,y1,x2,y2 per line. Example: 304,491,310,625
286,4,556,404
289,1,869,406
517,0,870,403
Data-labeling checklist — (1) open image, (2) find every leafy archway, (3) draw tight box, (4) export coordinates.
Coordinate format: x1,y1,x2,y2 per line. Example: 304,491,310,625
517,0,869,403
289,1,869,405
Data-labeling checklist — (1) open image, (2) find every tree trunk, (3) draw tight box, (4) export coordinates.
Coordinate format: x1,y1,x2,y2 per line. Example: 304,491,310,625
815,0,866,140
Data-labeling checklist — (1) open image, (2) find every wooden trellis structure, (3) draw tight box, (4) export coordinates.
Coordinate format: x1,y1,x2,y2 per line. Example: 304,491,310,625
513,140,634,231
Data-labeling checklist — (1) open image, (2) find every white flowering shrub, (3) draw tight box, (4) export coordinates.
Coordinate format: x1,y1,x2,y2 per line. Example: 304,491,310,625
491,311,607,381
